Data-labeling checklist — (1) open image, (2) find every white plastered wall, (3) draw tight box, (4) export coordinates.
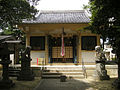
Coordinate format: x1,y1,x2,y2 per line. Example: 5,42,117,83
81,51,96,63
31,51,45,64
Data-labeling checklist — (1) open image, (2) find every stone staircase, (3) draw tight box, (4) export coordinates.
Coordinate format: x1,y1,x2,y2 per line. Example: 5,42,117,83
8,67,21,77
42,66,85,79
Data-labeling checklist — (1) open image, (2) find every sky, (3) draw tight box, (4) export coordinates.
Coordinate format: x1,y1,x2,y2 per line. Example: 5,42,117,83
35,0,89,10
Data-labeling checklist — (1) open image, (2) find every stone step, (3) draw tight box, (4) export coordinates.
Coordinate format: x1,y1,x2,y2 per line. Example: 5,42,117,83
9,67,21,71
9,69,21,71
43,69,83,72
41,66,85,79
9,70,20,72
42,75,84,79
8,67,20,77
42,72,84,75
9,72,19,77
42,75,60,79
9,71,20,75
44,67,83,70
85,67,95,70
42,72,61,75
9,73,19,77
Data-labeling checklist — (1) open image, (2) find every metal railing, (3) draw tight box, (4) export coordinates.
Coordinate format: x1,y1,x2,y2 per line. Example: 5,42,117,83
81,59,87,78
37,58,45,70
41,58,45,70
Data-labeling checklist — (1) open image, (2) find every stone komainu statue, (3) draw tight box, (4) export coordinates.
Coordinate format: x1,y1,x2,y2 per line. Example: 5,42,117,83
17,46,34,81
95,46,110,80
21,46,32,61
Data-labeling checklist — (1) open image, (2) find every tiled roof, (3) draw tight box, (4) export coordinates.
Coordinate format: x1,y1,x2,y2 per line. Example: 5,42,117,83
23,10,90,24
0,36,12,43
0,36,11,41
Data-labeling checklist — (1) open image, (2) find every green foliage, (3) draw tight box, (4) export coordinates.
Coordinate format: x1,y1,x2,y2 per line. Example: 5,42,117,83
0,0,39,45
111,57,116,61
0,0,38,29
1,29,13,35
87,0,120,57
1,26,26,44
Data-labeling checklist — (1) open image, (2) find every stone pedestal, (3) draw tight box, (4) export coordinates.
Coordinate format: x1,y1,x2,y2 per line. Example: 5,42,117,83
112,62,120,89
60,75,67,82
112,79,120,88
17,60,34,81
0,79,14,89
0,60,15,88
94,61,110,80
0,43,15,88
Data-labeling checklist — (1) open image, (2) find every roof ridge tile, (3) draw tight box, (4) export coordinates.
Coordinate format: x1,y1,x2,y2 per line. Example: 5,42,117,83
23,10,90,24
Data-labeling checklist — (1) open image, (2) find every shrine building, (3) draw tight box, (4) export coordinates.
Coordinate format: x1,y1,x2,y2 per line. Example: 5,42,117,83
18,10,100,65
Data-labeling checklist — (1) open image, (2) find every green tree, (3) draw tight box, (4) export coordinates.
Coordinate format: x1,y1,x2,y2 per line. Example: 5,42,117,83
87,0,120,88
0,0,39,42
0,0,38,29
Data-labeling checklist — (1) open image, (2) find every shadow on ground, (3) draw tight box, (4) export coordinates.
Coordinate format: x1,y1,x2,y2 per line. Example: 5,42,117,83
0,71,118,90
90,78,117,90
0,77,118,90
34,79,91,90
0,77,41,90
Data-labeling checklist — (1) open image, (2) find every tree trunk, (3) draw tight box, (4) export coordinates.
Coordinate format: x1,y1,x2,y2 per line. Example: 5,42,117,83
118,62,120,80
113,42,120,88
102,38,105,49
117,41,120,80
117,54,120,80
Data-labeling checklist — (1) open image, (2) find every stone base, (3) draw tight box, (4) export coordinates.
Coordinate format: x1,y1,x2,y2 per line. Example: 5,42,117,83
60,76,67,82
0,79,15,89
94,75,110,81
112,79,120,89
99,75,110,80
94,71,110,80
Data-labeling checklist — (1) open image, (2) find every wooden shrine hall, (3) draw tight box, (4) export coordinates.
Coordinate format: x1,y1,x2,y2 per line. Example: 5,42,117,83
18,10,100,65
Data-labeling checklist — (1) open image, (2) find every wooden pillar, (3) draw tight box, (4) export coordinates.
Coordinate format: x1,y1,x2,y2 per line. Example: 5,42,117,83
14,44,19,64
97,35,100,46
78,33,82,64
73,35,77,63
25,26,30,47
26,34,30,47
45,35,49,65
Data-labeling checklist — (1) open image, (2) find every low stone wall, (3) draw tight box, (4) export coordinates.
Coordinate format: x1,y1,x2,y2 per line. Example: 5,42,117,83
106,65,118,77
31,65,118,78
6,65,118,78
85,65,118,78
86,67,95,77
